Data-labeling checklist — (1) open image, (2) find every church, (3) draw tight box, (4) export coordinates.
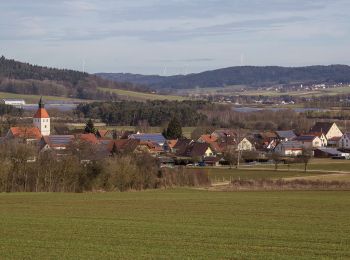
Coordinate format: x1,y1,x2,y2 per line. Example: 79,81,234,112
33,97,50,136
6,97,50,142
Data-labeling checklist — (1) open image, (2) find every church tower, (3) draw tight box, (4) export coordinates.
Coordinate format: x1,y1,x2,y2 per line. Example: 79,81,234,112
33,97,50,136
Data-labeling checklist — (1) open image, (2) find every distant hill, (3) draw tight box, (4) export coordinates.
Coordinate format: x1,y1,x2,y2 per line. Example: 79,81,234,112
0,56,141,100
97,65,350,90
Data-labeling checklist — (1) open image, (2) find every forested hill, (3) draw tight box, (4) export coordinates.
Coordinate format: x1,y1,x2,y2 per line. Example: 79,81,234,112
97,65,350,90
0,56,140,100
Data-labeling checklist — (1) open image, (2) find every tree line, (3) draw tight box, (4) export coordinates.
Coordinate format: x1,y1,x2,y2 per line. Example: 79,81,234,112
0,140,210,192
75,100,209,126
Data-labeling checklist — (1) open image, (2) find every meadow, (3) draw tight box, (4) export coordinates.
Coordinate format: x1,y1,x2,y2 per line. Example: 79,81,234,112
0,190,349,259
98,87,188,101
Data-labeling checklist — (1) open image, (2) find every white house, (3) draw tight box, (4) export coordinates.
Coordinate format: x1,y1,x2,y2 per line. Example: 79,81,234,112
237,138,254,151
310,122,343,141
294,135,322,149
338,133,350,149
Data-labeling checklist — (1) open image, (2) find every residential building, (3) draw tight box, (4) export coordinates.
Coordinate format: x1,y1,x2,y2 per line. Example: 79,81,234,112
338,133,350,149
308,132,328,147
310,122,342,140
275,130,296,141
6,127,42,143
294,135,322,149
197,134,218,143
274,141,303,156
40,135,75,151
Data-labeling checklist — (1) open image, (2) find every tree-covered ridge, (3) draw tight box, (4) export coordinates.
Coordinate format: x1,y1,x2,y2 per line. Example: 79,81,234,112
0,56,141,100
75,100,208,126
0,56,88,83
98,65,350,89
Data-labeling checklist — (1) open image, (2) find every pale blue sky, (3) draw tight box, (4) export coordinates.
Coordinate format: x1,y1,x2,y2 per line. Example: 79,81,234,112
0,0,349,75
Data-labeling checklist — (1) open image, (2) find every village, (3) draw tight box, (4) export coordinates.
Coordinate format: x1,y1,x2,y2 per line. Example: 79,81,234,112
3,97,350,169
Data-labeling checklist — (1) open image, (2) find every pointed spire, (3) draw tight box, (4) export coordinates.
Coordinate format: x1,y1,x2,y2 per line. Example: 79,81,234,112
38,96,44,108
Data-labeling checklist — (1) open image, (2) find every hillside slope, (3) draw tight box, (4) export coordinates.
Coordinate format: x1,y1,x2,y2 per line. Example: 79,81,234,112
97,65,350,90
0,56,140,100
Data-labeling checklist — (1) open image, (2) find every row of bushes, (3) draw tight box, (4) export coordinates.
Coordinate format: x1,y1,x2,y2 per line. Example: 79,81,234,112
0,141,210,193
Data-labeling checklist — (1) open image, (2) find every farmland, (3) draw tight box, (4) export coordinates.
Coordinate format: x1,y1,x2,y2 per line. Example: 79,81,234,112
98,87,188,101
0,190,349,259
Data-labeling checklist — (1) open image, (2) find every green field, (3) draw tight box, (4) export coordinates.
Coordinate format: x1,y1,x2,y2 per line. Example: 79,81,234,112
98,87,188,101
0,92,84,103
0,190,349,259
245,159,350,173
188,168,342,182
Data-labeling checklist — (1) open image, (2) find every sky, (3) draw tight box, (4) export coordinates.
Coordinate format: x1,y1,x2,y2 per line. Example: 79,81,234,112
0,0,349,75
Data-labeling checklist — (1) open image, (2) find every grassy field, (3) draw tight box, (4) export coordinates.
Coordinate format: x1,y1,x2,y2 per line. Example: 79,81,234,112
188,167,341,182
98,87,188,101
0,92,84,103
245,159,350,172
0,190,349,259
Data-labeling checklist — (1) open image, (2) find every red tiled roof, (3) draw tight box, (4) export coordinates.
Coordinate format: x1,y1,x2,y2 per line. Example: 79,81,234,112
77,133,99,144
139,141,163,153
209,142,223,153
107,139,140,152
198,134,218,143
8,127,42,140
33,108,50,118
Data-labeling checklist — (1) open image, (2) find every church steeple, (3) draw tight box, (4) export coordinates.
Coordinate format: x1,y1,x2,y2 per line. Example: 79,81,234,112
33,97,50,136
38,96,44,109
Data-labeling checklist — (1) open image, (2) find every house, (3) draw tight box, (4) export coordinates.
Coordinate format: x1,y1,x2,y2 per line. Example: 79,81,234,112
275,130,296,141
254,131,278,150
237,138,254,151
338,133,350,150
211,129,236,139
106,139,140,155
136,141,164,155
328,136,342,147
310,122,343,140
178,142,214,158
6,127,42,143
129,133,166,147
76,133,99,144
274,141,303,156
308,132,328,147
40,135,75,151
96,129,113,139
203,156,222,166
221,137,254,152
174,139,193,156
294,135,322,149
